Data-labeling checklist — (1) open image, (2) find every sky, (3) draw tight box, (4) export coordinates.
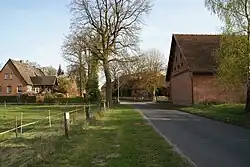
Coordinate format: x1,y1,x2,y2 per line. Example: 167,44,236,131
0,0,223,85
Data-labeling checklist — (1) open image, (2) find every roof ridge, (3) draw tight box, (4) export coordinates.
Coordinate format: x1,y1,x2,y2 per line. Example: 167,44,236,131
173,33,221,36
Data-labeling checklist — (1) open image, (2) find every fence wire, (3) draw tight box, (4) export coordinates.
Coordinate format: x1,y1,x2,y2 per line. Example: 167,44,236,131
0,104,97,167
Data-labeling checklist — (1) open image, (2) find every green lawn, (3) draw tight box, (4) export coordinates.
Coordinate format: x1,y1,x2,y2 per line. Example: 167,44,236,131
180,104,250,128
0,104,87,167
29,105,191,167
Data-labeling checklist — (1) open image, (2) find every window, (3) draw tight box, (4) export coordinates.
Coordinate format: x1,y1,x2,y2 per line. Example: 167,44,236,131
4,73,13,80
17,86,22,93
181,62,184,66
6,86,12,94
4,73,8,80
0,86,2,94
9,73,13,80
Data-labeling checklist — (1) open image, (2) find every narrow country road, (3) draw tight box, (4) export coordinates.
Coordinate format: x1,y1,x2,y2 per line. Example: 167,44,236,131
128,102,250,167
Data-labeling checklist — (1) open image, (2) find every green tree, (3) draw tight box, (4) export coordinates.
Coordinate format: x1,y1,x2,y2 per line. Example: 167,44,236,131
57,76,71,94
205,0,250,111
57,64,64,76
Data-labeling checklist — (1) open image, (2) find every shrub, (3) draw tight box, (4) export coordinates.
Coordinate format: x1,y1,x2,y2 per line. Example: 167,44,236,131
0,95,36,103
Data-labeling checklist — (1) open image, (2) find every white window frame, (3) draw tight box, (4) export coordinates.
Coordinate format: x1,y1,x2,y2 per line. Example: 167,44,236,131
4,73,9,80
6,86,12,94
17,85,22,93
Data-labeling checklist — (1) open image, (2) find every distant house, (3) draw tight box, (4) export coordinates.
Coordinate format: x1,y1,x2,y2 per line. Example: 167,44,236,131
166,34,245,105
101,72,167,99
0,59,58,96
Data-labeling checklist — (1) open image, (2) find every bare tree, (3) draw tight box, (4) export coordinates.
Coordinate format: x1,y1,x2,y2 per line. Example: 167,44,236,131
69,0,152,106
124,49,166,101
62,31,89,97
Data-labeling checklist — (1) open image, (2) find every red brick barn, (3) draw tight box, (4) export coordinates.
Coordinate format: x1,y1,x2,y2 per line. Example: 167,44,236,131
166,34,245,106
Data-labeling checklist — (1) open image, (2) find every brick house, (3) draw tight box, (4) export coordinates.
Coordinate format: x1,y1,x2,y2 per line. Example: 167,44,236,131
166,34,245,105
0,59,58,96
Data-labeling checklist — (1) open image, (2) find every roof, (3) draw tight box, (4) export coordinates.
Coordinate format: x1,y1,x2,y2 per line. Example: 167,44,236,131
166,34,221,81
30,76,58,86
10,59,45,85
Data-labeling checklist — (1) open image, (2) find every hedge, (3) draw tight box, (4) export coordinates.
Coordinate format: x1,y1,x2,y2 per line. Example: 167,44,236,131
43,97,87,104
0,95,36,103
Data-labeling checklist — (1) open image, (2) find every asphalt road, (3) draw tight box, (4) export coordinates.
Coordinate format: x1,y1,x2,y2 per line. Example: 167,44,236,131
131,102,250,167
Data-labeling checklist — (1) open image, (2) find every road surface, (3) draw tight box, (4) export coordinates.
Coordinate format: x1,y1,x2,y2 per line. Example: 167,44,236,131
131,102,250,167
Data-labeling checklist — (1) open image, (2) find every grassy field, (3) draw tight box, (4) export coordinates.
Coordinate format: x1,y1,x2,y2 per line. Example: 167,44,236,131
0,104,87,167
180,104,250,128
29,105,192,167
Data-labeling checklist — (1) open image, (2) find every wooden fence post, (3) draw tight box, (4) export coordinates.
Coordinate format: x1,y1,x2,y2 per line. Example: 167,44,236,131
15,116,18,138
85,103,91,121
20,112,23,134
48,110,51,127
64,112,70,137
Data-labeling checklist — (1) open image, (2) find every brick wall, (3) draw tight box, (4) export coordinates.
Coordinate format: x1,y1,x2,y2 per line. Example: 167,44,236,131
0,62,27,96
193,74,245,103
170,71,193,105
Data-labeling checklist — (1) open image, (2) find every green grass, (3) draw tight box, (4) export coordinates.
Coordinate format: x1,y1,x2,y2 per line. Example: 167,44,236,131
28,104,191,167
180,104,250,128
0,104,87,167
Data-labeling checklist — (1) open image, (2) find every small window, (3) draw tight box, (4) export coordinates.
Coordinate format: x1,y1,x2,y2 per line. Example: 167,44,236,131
4,73,8,80
17,86,22,93
178,64,180,69
6,86,12,94
181,62,184,66
9,73,13,80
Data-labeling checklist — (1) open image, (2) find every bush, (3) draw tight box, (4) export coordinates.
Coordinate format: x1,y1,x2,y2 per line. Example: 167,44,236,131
198,100,220,106
0,95,36,103
43,97,87,104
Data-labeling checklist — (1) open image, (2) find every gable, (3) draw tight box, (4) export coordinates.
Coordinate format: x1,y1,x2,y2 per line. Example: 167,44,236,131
166,34,221,81
0,60,27,86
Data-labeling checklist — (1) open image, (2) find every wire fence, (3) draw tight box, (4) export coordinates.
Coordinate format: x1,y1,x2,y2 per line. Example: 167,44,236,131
0,103,104,167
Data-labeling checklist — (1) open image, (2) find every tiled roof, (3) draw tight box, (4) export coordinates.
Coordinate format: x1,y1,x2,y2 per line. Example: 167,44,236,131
30,76,57,86
166,34,221,81
10,59,45,85
174,34,221,73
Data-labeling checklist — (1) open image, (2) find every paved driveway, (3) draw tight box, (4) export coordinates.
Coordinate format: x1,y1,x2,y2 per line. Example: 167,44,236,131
131,102,250,167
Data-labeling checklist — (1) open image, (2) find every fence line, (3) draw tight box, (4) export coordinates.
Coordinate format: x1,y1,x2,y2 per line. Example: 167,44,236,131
0,104,93,137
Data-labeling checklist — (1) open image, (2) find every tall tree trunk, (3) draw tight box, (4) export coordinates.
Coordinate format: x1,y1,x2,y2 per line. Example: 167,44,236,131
103,59,112,107
152,87,156,102
79,55,83,97
245,24,250,112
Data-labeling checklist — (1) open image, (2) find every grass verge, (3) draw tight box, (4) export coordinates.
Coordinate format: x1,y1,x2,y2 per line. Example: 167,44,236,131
180,104,250,128
30,104,192,167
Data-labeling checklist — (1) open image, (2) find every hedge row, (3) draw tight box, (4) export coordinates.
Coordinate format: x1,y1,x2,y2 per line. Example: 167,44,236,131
43,97,86,104
0,95,90,104
0,95,36,103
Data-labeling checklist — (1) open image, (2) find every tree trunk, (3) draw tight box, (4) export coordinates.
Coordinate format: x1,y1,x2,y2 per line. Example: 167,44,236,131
152,87,156,102
103,60,113,107
79,58,83,97
245,25,250,112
